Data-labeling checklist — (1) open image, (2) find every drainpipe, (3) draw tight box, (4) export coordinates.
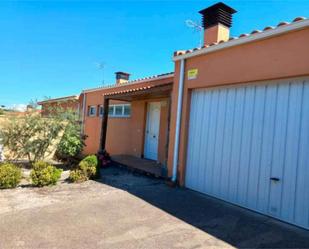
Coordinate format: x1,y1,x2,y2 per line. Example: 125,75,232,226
172,58,185,183
81,92,87,134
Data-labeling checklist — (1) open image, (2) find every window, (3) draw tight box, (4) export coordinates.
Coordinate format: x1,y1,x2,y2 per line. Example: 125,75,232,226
88,106,96,117
115,105,123,116
108,106,114,115
99,105,104,117
124,104,131,116
108,104,131,118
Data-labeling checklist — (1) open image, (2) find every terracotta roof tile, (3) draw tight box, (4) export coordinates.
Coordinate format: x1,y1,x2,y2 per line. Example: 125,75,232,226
277,21,289,27
83,72,174,93
174,16,307,58
239,33,249,37
209,42,218,46
293,17,306,22
250,30,261,34
263,26,274,31
103,84,169,96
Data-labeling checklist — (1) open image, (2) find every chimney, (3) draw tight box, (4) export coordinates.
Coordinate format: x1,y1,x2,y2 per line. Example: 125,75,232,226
199,2,237,46
115,72,130,85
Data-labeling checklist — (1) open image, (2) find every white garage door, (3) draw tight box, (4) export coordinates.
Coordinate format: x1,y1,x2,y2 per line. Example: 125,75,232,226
185,77,309,229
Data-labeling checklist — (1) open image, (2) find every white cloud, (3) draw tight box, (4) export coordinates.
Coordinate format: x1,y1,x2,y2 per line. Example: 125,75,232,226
7,104,27,112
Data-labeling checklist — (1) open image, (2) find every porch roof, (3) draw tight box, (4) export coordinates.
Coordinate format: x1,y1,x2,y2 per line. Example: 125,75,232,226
102,82,173,101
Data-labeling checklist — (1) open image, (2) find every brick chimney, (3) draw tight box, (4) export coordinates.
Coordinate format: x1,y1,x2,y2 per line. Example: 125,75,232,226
199,2,237,46
115,72,130,85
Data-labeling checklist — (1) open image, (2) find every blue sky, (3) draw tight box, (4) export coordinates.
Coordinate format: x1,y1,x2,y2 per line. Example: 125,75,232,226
0,0,308,108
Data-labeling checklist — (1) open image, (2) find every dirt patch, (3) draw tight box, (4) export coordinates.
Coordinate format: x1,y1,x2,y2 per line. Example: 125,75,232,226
0,180,116,216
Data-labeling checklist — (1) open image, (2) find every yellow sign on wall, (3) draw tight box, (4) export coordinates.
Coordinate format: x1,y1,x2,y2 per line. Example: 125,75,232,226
188,69,198,80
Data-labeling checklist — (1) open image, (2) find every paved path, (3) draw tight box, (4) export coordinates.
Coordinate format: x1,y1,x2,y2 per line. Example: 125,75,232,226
0,166,308,248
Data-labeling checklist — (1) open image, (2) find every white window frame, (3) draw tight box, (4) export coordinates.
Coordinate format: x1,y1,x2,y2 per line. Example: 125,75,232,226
99,105,104,117
88,106,97,117
108,104,131,118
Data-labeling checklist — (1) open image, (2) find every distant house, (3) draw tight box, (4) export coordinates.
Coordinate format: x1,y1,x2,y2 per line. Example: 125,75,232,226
39,2,309,230
38,95,80,117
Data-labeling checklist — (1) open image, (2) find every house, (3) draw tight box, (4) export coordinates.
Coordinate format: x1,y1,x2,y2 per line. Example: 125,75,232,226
169,3,309,229
44,2,309,229
81,72,174,175
38,95,80,117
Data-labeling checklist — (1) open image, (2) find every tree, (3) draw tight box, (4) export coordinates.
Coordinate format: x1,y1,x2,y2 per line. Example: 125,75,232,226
0,105,84,163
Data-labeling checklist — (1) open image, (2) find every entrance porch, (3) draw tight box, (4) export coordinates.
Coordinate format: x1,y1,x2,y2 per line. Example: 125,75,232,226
111,155,165,178
99,81,173,177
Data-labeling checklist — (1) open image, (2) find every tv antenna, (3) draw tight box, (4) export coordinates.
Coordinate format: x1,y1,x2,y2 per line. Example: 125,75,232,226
185,19,203,48
95,62,105,85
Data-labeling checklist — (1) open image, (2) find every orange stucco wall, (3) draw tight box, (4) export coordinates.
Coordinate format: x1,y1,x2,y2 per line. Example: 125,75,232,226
168,28,309,185
82,79,172,166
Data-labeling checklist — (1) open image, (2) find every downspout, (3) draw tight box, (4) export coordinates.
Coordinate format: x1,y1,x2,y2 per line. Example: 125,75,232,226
172,58,185,183
81,92,87,134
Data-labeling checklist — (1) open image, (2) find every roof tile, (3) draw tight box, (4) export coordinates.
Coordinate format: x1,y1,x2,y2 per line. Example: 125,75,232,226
277,21,289,27
293,17,306,22
172,16,307,58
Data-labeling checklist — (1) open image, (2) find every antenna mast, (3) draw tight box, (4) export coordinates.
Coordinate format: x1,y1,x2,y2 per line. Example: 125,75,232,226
185,19,203,48
96,62,105,85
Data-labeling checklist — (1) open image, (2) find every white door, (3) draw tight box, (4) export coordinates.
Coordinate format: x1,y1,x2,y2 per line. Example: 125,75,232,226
144,102,161,161
185,78,309,229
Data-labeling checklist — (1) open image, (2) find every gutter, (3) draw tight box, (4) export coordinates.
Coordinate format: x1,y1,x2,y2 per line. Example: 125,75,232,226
172,59,185,183
173,19,309,61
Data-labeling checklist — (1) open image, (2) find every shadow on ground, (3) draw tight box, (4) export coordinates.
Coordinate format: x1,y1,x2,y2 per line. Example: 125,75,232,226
99,165,309,248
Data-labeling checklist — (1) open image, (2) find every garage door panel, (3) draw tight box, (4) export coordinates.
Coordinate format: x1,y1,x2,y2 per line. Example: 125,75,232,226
247,85,266,210
295,81,309,227
281,81,303,222
199,93,212,190
269,83,290,217
194,92,206,191
186,78,309,229
256,84,277,213
237,86,256,206
227,87,246,202
205,91,220,193
213,89,228,198
220,88,236,200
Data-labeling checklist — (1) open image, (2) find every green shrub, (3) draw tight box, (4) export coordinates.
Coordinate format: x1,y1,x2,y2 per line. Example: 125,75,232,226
69,155,98,183
30,161,62,187
80,155,98,177
56,122,85,160
0,163,22,189
69,169,88,183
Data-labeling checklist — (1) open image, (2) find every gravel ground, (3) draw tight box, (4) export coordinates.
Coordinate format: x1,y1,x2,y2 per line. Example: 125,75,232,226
0,166,308,249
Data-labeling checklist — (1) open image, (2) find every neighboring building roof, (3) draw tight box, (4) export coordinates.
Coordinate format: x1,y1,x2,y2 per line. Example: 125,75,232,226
174,17,308,60
37,95,79,105
82,72,174,94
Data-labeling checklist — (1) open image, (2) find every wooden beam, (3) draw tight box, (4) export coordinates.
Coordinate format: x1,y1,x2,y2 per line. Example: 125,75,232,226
164,97,172,167
99,98,109,152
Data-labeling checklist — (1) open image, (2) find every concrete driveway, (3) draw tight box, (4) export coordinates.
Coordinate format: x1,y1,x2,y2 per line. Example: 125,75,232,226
0,166,308,248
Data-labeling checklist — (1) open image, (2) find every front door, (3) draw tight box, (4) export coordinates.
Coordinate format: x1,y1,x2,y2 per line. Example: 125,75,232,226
144,102,161,161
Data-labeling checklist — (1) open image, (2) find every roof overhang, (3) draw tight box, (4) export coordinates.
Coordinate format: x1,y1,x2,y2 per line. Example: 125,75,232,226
103,83,173,101
82,73,174,94
173,18,309,61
